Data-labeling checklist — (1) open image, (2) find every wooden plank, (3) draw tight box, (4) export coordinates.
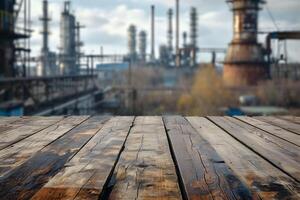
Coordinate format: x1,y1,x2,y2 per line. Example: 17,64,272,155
0,116,110,200
0,117,41,134
109,116,182,200
0,117,20,125
0,116,89,177
236,116,300,147
32,116,134,200
278,116,300,125
188,117,300,199
255,116,300,135
209,116,300,182
164,116,254,200
0,116,64,150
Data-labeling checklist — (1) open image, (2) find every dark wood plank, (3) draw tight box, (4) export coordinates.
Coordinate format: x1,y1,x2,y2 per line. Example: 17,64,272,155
255,116,300,135
0,116,110,200
188,117,300,199
0,116,89,177
209,116,300,182
236,116,300,147
109,116,182,200
32,116,134,200
164,116,255,200
0,116,64,150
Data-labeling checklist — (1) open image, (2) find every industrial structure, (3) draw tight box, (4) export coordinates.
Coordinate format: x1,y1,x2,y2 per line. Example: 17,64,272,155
175,0,180,67
38,0,58,76
127,25,137,62
150,5,155,62
167,9,174,64
139,30,147,63
224,0,268,86
189,7,198,66
0,0,30,78
59,1,77,75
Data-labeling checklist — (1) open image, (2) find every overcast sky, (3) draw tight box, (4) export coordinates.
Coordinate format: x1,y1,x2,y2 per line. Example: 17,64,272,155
29,0,300,62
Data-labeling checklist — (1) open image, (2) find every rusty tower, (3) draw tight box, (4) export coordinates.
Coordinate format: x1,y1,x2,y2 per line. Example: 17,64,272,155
224,0,268,86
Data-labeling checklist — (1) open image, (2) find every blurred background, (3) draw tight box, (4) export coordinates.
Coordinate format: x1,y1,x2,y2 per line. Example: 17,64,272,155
0,0,299,116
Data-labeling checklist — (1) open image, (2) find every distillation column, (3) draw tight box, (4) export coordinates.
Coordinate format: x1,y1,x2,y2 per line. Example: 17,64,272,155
224,0,268,86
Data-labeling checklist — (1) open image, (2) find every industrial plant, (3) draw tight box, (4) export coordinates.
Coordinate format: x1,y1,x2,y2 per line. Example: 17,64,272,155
0,0,299,116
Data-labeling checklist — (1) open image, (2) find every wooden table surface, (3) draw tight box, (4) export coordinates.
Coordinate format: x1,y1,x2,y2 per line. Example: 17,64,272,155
0,116,299,200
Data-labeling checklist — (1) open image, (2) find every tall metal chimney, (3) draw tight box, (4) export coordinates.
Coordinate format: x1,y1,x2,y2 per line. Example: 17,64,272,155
190,7,198,66
167,9,173,54
151,5,155,61
41,0,50,53
175,0,180,67
224,0,268,86
39,0,51,76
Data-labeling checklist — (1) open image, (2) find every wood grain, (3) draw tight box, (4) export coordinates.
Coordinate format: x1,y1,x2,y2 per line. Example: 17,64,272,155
32,116,134,200
209,116,300,182
109,116,182,200
278,116,300,125
164,116,254,200
255,116,300,135
0,116,110,200
188,117,300,199
0,116,89,177
236,116,300,147
0,116,64,150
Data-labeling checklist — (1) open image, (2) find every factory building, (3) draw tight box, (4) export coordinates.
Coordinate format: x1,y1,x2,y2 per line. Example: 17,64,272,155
224,0,268,86
59,1,77,75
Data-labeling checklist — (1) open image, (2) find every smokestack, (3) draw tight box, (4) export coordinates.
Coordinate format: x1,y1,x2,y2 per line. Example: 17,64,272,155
224,0,267,86
151,5,155,61
41,0,50,53
167,9,173,54
190,7,198,67
190,7,198,49
139,30,147,63
175,0,180,67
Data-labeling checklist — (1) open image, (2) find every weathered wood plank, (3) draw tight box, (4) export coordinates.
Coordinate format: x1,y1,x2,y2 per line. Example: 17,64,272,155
255,116,300,135
164,116,254,200
0,116,89,177
0,116,64,150
188,117,300,199
32,116,134,200
209,116,300,182
278,116,300,125
109,116,182,200
0,116,110,200
0,117,20,125
236,116,300,147
0,117,48,134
